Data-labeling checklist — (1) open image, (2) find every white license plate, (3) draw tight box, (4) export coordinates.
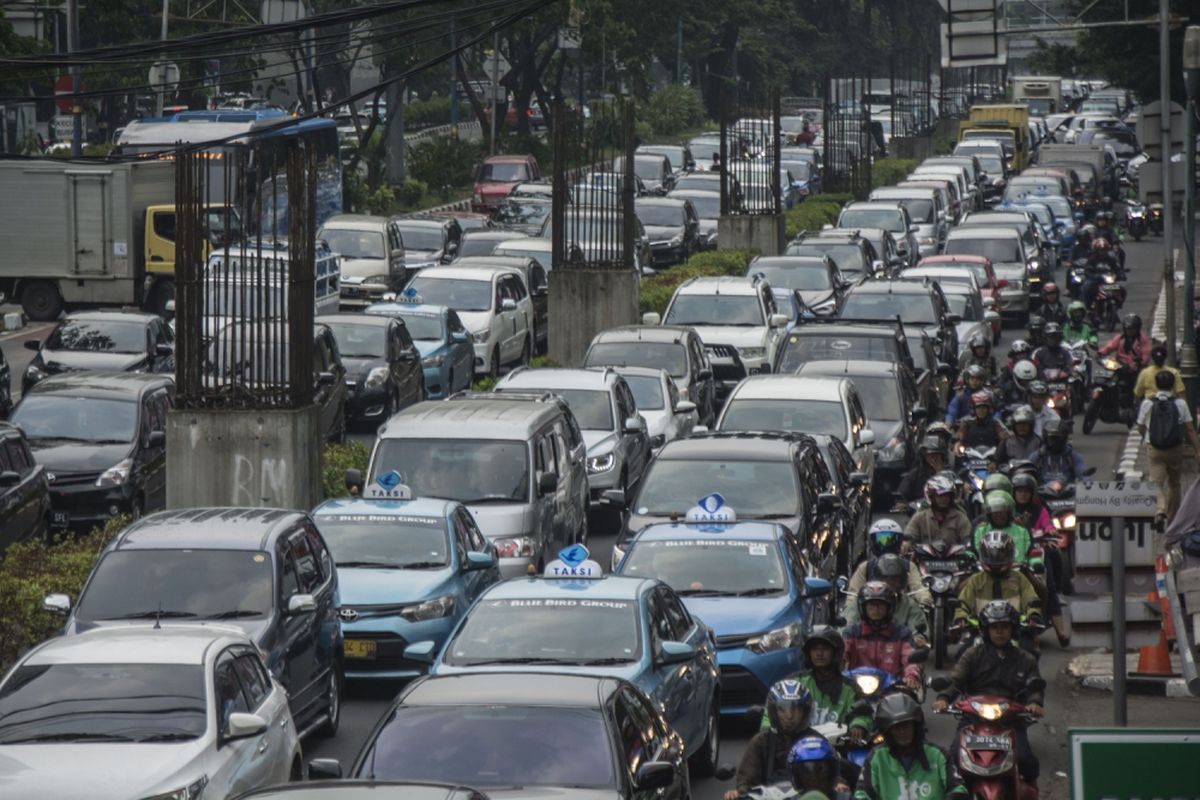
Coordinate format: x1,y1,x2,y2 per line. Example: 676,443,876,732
964,734,1011,751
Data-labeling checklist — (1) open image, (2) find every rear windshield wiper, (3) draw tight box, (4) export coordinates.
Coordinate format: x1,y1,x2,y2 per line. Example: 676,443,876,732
106,610,197,620
396,561,447,569
205,610,262,619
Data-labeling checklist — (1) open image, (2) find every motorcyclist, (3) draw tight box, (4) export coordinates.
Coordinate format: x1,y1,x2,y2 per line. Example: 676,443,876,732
905,475,972,548
995,406,1042,465
1012,472,1070,646
847,520,932,606
765,627,872,740
1026,315,1046,350
934,600,1044,789
956,391,1008,450
895,437,950,505
1094,210,1125,269
1063,300,1098,347
1031,417,1088,485
788,736,843,800
729,680,852,799
969,491,1043,572
1039,283,1067,325
845,553,930,641
856,694,966,800
1032,322,1073,378
842,582,923,693
944,365,989,425
923,421,957,454
997,356,1037,408
954,532,1045,653
957,333,998,382
1026,380,1060,437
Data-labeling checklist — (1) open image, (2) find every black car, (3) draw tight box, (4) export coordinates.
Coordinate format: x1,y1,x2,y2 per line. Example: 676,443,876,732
454,229,527,260
492,197,552,237
635,197,701,268
22,310,174,394
809,433,871,568
308,672,690,800
837,279,960,369
0,422,50,547
11,372,171,530
318,314,425,428
785,230,885,284
43,507,344,738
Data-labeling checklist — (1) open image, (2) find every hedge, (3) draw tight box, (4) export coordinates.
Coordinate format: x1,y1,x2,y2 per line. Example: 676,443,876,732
784,199,844,239
640,250,754,316
870,158,919,189
321,440,371,500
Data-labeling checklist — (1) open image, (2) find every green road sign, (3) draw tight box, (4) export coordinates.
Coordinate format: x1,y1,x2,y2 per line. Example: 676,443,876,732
1069,729,1200,800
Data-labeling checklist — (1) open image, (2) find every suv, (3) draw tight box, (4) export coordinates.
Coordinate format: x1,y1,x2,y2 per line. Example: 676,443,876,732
365,393,589,576
583,325,717,427
472,155,542,213
23,310,175,394
943,226,1031,323
0,422,49,546
452,256,549,356
45,507,344,738
960,209,1056,289
835,202,920,268
838,278,960,366
613,431,845,575
316,214,407,307
495,367,651,508
785,230,884,284
867,187,947,258
646,276,790,403
747,254,847,316
394,217,462,271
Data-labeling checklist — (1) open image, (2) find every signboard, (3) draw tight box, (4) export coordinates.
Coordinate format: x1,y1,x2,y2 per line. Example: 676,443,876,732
148,61,180,93
940,0,1007,68
1074,481,1157,569
1074,480,1157,518
1068,729,1200,800
53,114,77,143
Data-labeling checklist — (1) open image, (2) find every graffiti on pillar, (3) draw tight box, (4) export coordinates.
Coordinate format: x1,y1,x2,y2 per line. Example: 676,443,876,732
231,454,290,506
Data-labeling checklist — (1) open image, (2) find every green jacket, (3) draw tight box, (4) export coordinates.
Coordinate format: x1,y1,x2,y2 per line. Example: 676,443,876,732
759,671,871,733
954,570,1043,622
855,742,966,800
1063,320,1097,347
970,521,1042,569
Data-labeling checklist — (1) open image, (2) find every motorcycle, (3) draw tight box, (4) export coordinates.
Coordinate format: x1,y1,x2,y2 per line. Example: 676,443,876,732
1039,480,1077,592
1124,202,1148,241
1149,203,1164,235
960,446,997,517
1066,341,1092,414
1040,367,1073,419
1082,356,1137,433
1090,266,1126,332
912,541,973,669
1065,258,1087,301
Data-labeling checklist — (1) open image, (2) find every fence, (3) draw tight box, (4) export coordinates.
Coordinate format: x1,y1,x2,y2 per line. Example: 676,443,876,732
719,91,782,217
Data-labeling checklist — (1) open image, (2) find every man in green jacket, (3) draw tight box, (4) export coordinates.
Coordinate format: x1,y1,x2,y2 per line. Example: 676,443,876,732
761,627,871,737
855,694,965,800
971,491,1042,571
1062,301,1098,347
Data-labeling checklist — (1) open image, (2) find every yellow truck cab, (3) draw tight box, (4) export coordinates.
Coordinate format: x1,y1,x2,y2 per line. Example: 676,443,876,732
143,204,243,314
959,104,1030,172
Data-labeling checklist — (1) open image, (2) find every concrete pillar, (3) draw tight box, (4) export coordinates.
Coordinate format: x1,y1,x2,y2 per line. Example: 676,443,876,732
717,214,785,256
548,268,640,367
167,406,322,510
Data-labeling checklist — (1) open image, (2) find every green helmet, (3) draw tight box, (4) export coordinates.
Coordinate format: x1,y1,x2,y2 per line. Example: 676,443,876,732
1068,300,1086,315
982,474,1013,496
985,490,1015,518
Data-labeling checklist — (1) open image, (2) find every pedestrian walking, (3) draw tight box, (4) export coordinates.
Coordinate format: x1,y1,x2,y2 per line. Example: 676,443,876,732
1133,343,1184,403
1137,370,1200,531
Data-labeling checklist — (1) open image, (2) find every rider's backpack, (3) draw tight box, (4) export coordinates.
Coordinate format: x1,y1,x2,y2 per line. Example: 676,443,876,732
1148,395,1184,450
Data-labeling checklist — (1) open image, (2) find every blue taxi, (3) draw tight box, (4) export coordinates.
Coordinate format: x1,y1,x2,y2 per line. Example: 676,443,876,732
614,494,833,715
410,545,724,775
311,473,501,681
365,293,474,398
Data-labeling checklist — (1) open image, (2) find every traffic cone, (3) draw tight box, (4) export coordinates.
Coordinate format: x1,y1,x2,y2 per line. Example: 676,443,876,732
1136,630,1174,675
1154,555,1176,641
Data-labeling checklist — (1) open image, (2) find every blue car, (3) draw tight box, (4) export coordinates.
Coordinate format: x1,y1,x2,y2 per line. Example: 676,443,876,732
311,476,501,682
364,299,473,398
413,545,723,775
614,496,833,716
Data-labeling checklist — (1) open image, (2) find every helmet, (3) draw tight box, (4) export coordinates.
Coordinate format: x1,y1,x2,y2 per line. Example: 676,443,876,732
874,693,925,737
788,736,839,791
925,474,955,503
1122,313,1142,334
918,435,948,459
978,599,1022,631
1010,339,1032,358
1044,321,1062,341
971,390,994,409
964,364,987,384
1043,282,1059,297
802,625,845,666
1012,472,1038,493
868,519,904,556
1011,405,1035,427
980,529,1016,573
1068,300,1086,319
857,580,896,625
1091,237,1111,254
969,333,990,353
766,679,814,734
1013,360,1038,385
1028,315,1046,334
875,553,907,580
1043,417,1068,440
983,474,1012,495
926,421,954,441
1028,379,1049,396
1152,343,1168,366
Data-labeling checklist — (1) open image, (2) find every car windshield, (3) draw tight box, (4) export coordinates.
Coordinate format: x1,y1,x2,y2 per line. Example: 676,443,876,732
1037,196,1073,217
445,598,640,665
637,459,800,516
360,706,613,788
974,155,1004,173
396,227,444,252
753,264,833,291
893,198,934,224
494,246,551,272
202,283,286,318
1090,132,1137,157
325,322,385,358
839,208,903,232
1018,205,1053,226
0,664,206,744
676,194,720,218
633,160,664,181
495,200,551,228
76,549,273,621
777,334,899,371
622,375,665,410
622,539,787,596
842,292,936,324
585,342,687,378
847,375,902,422
786,242,868,276
637,205,685,227
664,294,763,327
12,397,137,443
314,515,449,568
321,228,385,260
478,162,530,182
499,388,612,430
457,236,504,258
406,276,491,312
943,292,976,321
45,320,146,354
689,139,720,160
371,439,529,503
642,147,684,169
944,237,1021,263
674,175,721,193
720,398,848,440
780,161,812,180
396,312,444,340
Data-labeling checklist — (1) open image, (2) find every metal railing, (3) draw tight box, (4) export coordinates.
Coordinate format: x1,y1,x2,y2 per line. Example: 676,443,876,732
719,91,782,217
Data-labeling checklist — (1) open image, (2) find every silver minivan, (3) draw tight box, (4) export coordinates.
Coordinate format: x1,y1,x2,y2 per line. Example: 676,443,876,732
365,394,590,577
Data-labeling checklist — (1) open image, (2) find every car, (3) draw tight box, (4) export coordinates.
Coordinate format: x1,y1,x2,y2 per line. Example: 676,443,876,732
637,143,696,175
317,214,408,308
666,189,721,250
311,482,500,682
673,171,742,204
583,325,717,427
688,133,722,170
492,196,553,236
868,186,947,257
912,164,981,212
11,372,171,530
615,431,847,575
646,276,791,404
421,568,720,774
472,154,541,213
747,254,848,317
897,177,964,226
915,254,1006,329
581,170,650,197
0,626,302,800
943,226,1032,323
405,266,533,377
455,228,527,260
0,345,10,418
310,672,692,797
635,197,701,267
615,153,676,194
234,782,491,800
838,278,960,365
615,508,833,713
451,256,549,355
937,281,999,356
317,313,425,428
395,217,463,270
793,360,926,505
22,310,174,394
426,210,494,233
779,158,822,198
363,393,589,576
44,506,344,738
842,226,906,274
0,422,49,547
540,206,653,272
785,230,885,284
364,300,474,398
960,209,1056,292
810,432,871,560
612,366,698,453
835,202,920,268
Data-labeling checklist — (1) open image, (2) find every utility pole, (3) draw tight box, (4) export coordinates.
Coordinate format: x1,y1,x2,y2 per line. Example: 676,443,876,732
489,32,499,155
67,0,81,156
1182,25,1200,410
156,0,169,116
676,18,683,84
1162,0,1176,365
449,20,458,132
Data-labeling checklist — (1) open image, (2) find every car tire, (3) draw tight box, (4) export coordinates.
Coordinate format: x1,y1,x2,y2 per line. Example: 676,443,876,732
689,698,720,777
21,280,62,322
317,666,343,738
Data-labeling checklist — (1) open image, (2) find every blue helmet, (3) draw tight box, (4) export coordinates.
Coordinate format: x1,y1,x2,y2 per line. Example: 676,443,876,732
788,735,837,765
766,679,814,735
788,735,838,792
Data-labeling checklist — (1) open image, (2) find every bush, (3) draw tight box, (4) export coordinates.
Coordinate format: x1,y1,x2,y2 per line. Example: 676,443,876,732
785,199,844,239
322,441,371,500
639,249,754,315
638,84,707,140
495,133,552,169
399,178,428,207
870,158,919,189
529,356,559,369
407,136,481,194
406,96,471,129
471,376,498,392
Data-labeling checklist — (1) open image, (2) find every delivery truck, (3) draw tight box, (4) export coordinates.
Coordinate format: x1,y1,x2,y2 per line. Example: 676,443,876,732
959,104,1031,172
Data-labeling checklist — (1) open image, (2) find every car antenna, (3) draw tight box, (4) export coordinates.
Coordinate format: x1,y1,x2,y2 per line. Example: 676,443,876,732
154,600,162,630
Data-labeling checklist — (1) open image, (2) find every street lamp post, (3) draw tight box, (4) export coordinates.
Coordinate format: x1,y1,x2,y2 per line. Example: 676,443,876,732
1182,25,1200,411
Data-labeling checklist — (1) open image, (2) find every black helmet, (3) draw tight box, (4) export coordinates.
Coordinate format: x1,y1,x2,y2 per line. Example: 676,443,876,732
1044,322,1062,341
1011,472,1038,494
964,364,987,383
1028,380,1049,397
875,693,925,739
857,580,896,627
980,529,1016,573
875,553,907,580
1122,313,1142,334
802,625,845,665
1028,315,1046,333
1152,343,1168,366
766,679,815,735
919,435,948,457
1043,417,1068,440
978,599,1021,632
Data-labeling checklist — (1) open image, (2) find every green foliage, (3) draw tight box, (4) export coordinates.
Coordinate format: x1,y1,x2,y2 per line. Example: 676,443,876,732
0,515,130,670
784,199,844,240
529,356,559,369
496,134,552,170
399,179,428,206
406,97,472,129
344,170,399,215
639,250,754,315
870,159,919,190
407,136,481,195
638,85,708,140
472,376,498,392
321,441,371,500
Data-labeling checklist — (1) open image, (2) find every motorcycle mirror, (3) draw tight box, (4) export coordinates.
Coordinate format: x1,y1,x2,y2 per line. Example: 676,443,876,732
1083,466,1097,477
929,675,952,692
714,765,737,782
743,705,765,722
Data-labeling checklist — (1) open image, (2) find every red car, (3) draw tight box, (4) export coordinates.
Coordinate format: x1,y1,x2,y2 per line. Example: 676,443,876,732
472,154,541,214
915,254,1005,339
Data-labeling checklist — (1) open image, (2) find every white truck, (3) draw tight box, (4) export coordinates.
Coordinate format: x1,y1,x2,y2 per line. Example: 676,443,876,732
1011,76,1062,118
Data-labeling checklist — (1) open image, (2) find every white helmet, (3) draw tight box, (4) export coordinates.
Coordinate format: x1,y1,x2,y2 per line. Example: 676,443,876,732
1013,360,1038,385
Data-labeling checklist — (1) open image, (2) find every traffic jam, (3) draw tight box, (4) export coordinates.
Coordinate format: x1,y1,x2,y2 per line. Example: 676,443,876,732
0,81,1169,800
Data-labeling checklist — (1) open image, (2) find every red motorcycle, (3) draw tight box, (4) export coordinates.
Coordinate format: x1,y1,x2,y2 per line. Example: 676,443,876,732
1040,367,1072,418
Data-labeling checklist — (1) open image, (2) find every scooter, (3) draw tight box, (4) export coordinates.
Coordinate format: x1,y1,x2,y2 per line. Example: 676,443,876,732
1040,480,1077,593
912,541,973,669
1040,367,1072,419
960,446,997,517
1124,202,1148,241
1082,357,1137,433
1149,203,1164,235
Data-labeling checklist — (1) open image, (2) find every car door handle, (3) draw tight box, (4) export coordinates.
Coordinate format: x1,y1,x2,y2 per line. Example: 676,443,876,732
279,716,289,729
257,738,269,754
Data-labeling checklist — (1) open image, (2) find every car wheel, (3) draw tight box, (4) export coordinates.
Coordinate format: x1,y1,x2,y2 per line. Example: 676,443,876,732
689,698,720,777
21,281,63,322
317,666,343,738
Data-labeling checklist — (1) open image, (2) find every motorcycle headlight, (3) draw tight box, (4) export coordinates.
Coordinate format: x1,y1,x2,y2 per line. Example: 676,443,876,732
931,575,953,593
421,355,445,367
1054,512,1077,529
738,347,766,360
1104,274,1116,284
854,673,881,696
142,776,208,800
96,458,133,488
364,366,389,389
971,701,1007,721
472,329,490,343
400,594,456,622
968,472,985,491
493,536,536,559
587,452,616,474
1103,357,1119,370
747,623,802,654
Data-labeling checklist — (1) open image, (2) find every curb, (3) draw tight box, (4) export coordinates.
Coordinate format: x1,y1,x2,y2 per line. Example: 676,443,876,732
1078,673,1196,697
0,311,25,333
1114,279,1167,479
424,198,472,214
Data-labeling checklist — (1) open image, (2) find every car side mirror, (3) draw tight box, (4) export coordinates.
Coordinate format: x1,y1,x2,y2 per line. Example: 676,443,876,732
23,340,39,351
635,762,676,791
872,260,885,272
910,406,928,422
696,368,712,380
403,640,437,664
307,759,343,780
858,429,876,446
500,297,518,312
164,299,176,314
623,416,645,434
465,551,496,571
937,210,947,221
537,470,558,496
287,594,317,614
936,362,956,378
451,330,469,342
909,224,920,233
945,313,962,325
345,468,364,496
43,593,71,614
225,712,268,740
0,470,19,487
657,640,696,665
155,343,173,357
996,278,1009,288
318,371,336,386
984,310,1000,323
601,488,627,507
769,313,790,328
675,400,697,414
642,312,662,325
817,491,843,513
804,577,833,597
534,285,548,297
146,430,166,448
848,471,870,488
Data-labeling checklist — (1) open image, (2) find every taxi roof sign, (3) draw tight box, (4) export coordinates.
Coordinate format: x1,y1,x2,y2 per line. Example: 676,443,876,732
544,544,602,578
364,470,413,500
397,287,423,304
685,493,736,524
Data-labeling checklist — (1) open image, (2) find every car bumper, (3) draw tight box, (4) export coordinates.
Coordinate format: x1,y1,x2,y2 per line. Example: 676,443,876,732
340,616,458,681
650,243,688,266
588,470,621,504
716,646,802,714
918,242,940,258
422,365,452,399
344,383,390,422
339,284,391,310
48,483,138,530
998,288,1029,315
472,341,495,374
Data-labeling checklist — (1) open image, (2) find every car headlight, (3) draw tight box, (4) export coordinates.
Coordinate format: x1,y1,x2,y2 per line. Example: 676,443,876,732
96,458,133,488
747,622,802,654
669,235,683,246
493,536,536,558
364,366,389,389
400,594,456,622
587,452,616,474
364,274,391,286
422,355,445,367
142,776,208,800
738,347,766,360
472,329,490,343
1007,279,1023,291
25,364,46,382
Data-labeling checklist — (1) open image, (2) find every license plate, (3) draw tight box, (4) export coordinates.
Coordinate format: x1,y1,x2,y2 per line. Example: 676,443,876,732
343,639,377,660
964,734,1011,751
923,560,960,573
49,510,69,528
